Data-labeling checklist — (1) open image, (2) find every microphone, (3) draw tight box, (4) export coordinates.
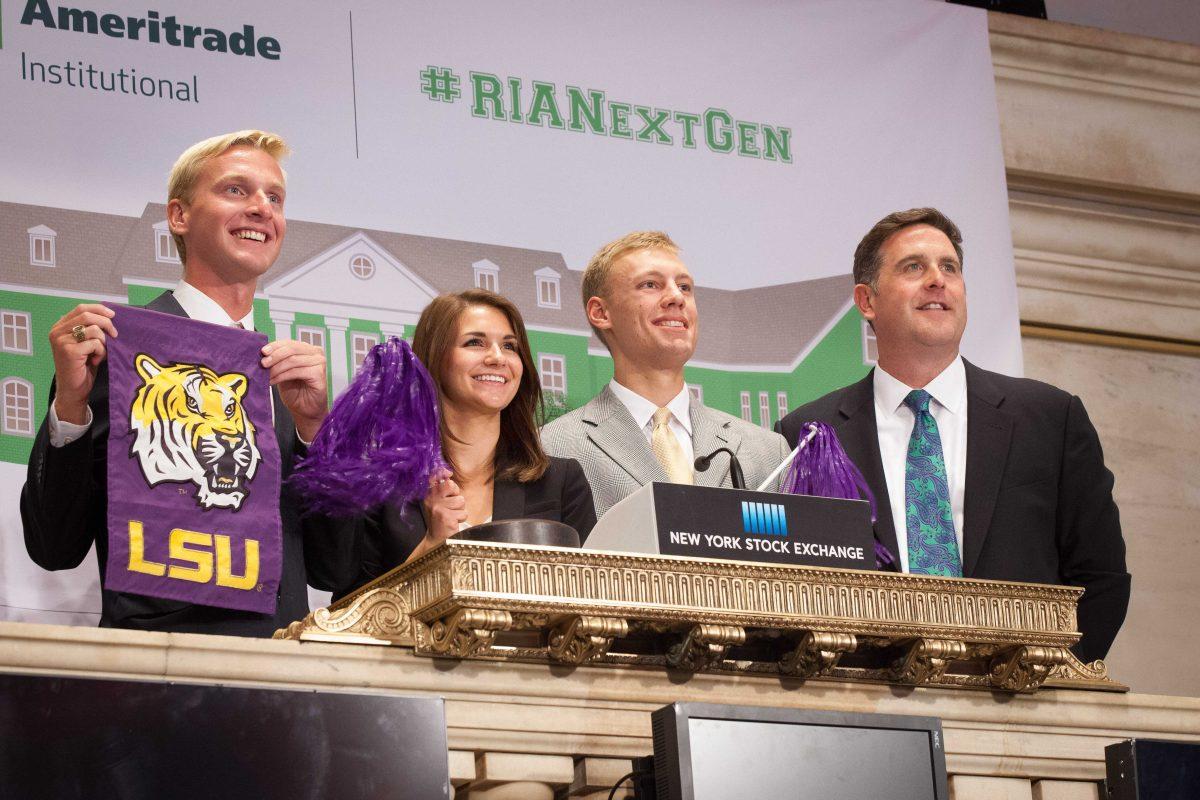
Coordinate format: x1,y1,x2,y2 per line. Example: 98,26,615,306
694,447,746,489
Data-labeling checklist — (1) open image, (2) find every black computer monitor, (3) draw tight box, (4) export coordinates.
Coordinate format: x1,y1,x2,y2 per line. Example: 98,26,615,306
0,673,451,800
1106,738,1200,799
651,702,948,800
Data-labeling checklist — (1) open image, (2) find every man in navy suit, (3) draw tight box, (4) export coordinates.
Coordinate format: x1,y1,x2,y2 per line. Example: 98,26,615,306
777,208,1128,663
21,130,354,636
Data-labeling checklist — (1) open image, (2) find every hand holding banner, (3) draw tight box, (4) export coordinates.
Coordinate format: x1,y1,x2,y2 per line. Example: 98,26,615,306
104,306,283,614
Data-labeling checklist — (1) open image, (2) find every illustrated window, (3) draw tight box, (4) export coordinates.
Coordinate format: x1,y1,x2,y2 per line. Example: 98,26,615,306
352,332,380,369
350,254,375,280
29,226,56,267
2,378,34,436
538,353,566,397
1,311,32,354
297,326,326,350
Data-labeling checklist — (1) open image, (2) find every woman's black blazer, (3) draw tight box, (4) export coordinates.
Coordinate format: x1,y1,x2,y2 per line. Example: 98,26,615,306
333,456,596,598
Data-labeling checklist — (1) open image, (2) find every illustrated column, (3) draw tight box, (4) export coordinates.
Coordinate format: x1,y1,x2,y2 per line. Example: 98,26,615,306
380,322,407,342
326,316,350,396
269,309,295,341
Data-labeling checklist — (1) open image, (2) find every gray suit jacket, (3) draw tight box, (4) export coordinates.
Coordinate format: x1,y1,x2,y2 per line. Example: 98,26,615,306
541,386,791,518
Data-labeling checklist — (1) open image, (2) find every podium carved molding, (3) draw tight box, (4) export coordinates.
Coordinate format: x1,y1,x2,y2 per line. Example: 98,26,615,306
890,638,969,686
279,541,1123,693
666,624,746,672
779,631,857,679
548,615,629,665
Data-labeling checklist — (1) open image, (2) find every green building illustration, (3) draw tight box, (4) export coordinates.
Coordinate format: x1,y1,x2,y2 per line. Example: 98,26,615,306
0,200,875,466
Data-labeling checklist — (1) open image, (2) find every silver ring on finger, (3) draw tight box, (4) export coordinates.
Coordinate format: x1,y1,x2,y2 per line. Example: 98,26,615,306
71,324,86,343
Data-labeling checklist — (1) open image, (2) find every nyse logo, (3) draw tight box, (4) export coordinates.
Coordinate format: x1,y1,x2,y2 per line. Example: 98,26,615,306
742,501,788,536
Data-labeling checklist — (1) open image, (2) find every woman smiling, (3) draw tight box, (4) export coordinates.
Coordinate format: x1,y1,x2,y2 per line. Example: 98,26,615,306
336,289,595,596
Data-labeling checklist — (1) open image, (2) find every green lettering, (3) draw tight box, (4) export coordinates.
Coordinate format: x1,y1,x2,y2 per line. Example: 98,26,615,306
704,107,734,153
736,121,760,158
762,124,793,163
567,86,606,134
609,101,633,139
508,77,524,123
527,81,565,129
674,112,700,149
635,106,673,145
470,72,506,120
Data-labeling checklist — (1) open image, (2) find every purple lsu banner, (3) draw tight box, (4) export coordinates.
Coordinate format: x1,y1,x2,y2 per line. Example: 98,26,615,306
105,306,283,614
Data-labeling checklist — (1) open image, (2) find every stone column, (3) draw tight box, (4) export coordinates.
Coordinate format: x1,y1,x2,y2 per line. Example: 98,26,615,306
950,775,1033,800
325,316,350,396
1033,780,1102,800
459,752,574,800
569,757,636,799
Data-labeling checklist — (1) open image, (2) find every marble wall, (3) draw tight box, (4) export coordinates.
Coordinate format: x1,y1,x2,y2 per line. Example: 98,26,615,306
1022,339,1200,696
991,14,1200,695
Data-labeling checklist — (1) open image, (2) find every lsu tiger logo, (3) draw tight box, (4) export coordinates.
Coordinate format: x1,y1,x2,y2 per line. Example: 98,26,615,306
129,354,261,510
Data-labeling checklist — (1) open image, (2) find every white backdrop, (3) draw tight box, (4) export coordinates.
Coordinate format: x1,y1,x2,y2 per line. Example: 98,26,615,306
0,0,1017,624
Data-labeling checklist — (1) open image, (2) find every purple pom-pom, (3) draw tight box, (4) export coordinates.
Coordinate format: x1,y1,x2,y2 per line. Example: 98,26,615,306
781,421,895,569
289,337,443,516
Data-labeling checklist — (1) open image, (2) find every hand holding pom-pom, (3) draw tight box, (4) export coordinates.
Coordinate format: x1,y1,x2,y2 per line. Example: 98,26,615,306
401,468,471,564
423,468,467,545
289,337,443,516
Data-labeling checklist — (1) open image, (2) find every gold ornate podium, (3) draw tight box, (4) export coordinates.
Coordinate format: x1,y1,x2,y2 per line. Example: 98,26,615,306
278,540,1118,694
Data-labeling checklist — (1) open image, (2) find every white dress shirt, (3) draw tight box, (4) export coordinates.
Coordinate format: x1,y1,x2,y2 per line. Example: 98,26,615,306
49,280,256,446
873,357,967,573
607,380,694,467
171,279,257,331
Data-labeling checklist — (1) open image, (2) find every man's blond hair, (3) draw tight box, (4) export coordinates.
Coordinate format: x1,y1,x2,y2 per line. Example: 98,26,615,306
167,130,290,264
581,231,679,345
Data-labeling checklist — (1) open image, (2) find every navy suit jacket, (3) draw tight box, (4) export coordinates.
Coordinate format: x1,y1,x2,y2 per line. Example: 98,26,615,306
20,291,357,636
776,360,1129,663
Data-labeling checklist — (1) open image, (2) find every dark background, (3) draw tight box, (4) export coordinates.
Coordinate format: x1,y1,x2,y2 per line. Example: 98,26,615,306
0,673,451,800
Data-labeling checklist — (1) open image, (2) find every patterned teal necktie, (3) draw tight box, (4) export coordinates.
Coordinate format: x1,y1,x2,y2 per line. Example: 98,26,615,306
903,390,962,577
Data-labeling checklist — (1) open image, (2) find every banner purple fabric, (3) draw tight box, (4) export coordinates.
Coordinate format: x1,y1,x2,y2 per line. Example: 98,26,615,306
105,305,282,614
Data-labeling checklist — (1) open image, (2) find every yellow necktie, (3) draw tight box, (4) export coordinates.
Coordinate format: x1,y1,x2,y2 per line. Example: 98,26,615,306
651,407,693,484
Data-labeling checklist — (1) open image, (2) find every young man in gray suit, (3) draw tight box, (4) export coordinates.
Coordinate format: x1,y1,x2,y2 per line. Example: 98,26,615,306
541,231,790,518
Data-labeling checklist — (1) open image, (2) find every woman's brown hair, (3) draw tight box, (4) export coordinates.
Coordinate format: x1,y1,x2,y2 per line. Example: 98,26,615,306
411,289,549,483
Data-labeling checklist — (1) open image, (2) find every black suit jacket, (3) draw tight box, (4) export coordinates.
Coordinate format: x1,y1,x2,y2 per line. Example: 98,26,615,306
20,291,356,637
335,455,596,598
776,359,1129,663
